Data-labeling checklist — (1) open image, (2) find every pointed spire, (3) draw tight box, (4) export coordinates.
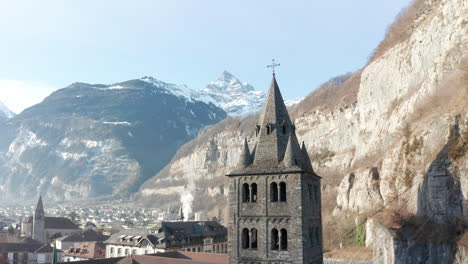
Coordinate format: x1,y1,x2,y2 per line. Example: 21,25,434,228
283,135,297,167
35,196,44,215
253,75,293,165
237,138,251,168
282,133,304,168
301,141,314,172
257,74,291,126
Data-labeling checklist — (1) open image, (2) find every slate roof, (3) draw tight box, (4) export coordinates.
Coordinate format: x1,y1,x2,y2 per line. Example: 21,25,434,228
57,229,109,243
0,234,60,253
105,222,227,250
157,221,227,249
228,74,317,177
104,229,157,247
27,216,79,230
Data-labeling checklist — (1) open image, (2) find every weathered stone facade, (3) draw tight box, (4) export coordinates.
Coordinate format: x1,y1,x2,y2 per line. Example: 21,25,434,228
227,75,323,264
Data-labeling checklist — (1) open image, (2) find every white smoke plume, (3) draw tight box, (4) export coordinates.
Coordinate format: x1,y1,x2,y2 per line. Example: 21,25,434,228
179,179,195,220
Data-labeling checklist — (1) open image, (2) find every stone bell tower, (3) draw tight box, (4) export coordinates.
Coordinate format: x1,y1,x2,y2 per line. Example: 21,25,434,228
227,73,323,264
32,196,46,243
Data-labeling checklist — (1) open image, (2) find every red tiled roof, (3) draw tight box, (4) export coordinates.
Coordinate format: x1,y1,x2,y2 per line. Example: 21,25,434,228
117,252,228,264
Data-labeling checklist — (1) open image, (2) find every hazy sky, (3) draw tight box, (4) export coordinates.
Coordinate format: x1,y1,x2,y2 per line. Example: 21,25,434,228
0,0,411,113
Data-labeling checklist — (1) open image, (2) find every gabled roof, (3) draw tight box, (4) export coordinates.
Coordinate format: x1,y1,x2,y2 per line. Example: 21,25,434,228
57,230,109,242
0,234,60,253
104,229,154,246
27,216,79,230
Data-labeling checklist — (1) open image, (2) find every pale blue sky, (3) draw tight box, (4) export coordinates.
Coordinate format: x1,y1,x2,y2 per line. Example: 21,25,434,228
0,0,411,113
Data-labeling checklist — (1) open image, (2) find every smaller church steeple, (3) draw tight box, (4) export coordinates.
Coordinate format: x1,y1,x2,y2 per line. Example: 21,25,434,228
35,196,44,216
32,195,46,243
283,134,302,168
237,138,252,168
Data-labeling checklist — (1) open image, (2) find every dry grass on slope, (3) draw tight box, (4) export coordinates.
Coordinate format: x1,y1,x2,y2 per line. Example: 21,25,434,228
408,56,468,126
290,71,362,119
369,0,433,62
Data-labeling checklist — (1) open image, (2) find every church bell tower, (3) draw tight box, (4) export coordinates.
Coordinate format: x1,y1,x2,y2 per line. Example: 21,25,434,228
227,73,323,264
32,196,46,243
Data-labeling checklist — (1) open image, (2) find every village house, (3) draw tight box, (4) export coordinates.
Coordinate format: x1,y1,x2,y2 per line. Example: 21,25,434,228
0,233,62,264
104,221,227,258
62,242,106,262
55,229,109,251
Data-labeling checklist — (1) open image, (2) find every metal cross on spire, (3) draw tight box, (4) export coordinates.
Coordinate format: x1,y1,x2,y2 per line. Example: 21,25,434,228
267,59,280,74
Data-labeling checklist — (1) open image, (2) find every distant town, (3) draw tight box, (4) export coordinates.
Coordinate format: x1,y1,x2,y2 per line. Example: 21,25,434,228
0,196,228,263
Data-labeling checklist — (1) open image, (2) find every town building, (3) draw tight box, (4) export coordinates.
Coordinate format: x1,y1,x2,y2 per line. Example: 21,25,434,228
21,197,80,243
226,73,323,264
0,233,62,264
104,221,227,258
55,229,109,251
62,242,106,262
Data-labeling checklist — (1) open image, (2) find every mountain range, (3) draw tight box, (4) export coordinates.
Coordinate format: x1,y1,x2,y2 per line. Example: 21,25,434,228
0,72,269,201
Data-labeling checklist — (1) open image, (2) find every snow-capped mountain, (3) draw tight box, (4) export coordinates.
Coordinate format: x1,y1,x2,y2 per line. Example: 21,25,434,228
0,101,15,120
201,71,266,116
0,77,226,201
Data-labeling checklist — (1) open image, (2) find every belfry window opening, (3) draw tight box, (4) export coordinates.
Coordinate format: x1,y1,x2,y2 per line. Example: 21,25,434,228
251,228,258,249
242,183,250,203
271,228,279,250
251,183,257,203
280,229,288,250
270,182,278,202
279,182,287,202
242,228,250,249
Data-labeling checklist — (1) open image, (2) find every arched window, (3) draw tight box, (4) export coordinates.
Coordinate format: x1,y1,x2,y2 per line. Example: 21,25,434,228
251,228,258,249
251,183,257,203
256,125,260,136
242,183,250,203
271,228,279,250
280,229,288,250
279,182,287,202
242,228,250,249
266,124,271,135
282,125,286,134
270,182,278,202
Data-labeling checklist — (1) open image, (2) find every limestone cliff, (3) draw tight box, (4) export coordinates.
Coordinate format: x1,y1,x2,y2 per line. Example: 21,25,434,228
137,0,467,232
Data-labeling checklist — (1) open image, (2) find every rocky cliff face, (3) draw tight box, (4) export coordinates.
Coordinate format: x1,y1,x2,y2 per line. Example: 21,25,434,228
137,0,467,229
0,78,226,201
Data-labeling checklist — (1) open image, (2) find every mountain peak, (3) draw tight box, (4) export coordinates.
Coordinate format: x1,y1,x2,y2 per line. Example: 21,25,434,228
206,71,255,94
219,70,236,81
0,100,15,119
200,72,265,117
